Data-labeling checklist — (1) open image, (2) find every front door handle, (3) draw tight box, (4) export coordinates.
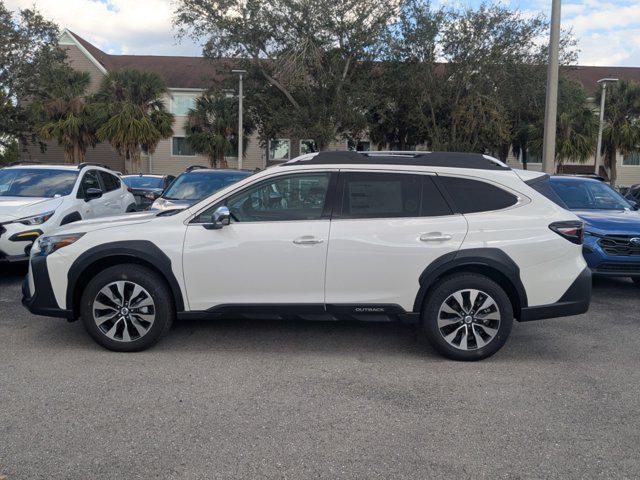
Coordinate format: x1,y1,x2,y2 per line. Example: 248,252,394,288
293,236,324,245
420,232,453,242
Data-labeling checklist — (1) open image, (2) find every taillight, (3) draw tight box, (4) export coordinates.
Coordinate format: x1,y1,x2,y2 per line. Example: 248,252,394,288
127,187,133,193
549,221,584,245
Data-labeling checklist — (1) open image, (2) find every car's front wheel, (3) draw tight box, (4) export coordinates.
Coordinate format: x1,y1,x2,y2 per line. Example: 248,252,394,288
421,273,513,361
80,264,174,352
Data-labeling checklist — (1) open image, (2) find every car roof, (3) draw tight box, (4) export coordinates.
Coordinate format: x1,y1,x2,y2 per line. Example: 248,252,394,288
550,175,603,184
181,169,252,174
122,174,166,178
2,164,80,171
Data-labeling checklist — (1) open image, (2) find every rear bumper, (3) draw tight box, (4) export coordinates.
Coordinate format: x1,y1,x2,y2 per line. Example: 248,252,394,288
21,255,73,320
519,267,591,322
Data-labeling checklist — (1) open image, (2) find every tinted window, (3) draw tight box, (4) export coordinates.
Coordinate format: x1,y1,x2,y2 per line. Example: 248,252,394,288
98,171,120,192
528,178,567,208
339,172,451,219
163,171,252,201
123,176,165,189
440,176,517,213
549,178,630,210
196,173,331,223
0,169,78,198
78,170,102,198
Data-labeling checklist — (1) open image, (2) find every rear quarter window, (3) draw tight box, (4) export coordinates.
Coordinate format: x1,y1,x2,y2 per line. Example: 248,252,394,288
439,176,518,214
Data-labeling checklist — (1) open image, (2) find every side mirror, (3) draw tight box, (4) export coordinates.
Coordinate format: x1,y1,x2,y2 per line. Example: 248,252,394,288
85,188,103,202
203,206,231,230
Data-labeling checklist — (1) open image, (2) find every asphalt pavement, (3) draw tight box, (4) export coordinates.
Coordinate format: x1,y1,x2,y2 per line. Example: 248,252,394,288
1,264,639,479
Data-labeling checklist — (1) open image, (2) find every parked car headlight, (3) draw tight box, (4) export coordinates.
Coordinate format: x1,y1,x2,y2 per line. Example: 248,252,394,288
36,233,85,256
15,211,55,225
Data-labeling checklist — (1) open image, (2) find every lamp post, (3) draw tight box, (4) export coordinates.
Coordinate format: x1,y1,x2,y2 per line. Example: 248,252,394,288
541,0,561,174
594,77,618,175
232,69,247,170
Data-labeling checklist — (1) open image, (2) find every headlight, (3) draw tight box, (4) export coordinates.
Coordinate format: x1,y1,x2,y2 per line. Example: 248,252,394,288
15,211,55,225
36,233,85,256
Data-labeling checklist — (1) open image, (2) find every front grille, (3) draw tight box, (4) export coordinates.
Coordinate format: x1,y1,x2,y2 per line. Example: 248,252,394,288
598,235,640,256
596,262,640,273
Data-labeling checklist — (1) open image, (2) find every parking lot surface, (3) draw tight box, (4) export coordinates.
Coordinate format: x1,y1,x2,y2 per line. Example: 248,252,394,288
1,264,639,479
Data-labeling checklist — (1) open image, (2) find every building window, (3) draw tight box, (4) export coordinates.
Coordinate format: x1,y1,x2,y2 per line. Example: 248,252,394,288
348,140,371,152
172,137,195,156
269,139,290,161
171,94,197,116
300,139,317,155
623,152,640,166
524,149,542,164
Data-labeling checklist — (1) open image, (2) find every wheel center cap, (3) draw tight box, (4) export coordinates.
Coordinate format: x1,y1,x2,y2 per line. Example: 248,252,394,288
121,307,130,316
464,315,473,324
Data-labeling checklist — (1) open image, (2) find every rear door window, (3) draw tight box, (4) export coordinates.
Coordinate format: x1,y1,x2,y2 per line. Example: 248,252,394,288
337,172,452,219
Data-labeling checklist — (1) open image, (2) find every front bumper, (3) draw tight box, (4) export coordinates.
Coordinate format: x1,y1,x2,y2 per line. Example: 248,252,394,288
0,223,43,262
21,255,73,320
583,234,640,277
519,267,591,322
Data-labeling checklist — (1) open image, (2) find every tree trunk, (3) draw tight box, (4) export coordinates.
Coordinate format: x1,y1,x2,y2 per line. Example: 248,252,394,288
522,148,528,170
219,152,227,168
608,152,617,186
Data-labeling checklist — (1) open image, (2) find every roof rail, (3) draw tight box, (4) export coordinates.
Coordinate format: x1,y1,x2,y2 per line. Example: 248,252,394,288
281,150,510,171
186,165,208,172
77,162,111,170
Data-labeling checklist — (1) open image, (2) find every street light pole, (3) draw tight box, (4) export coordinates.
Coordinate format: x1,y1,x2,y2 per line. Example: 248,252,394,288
594,78,618,175
541,0,561,174
232,69,247,170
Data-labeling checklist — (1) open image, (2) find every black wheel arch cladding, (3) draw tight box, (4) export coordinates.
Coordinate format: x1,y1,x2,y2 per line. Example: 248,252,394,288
66,240,185,317
413,248,528,314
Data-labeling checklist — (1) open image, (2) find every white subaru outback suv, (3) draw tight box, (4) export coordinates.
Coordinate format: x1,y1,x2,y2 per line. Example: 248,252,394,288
22,152,591,360
0,163,135,263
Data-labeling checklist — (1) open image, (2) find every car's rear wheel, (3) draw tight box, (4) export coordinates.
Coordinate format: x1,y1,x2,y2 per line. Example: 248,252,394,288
421,273,513,361
80,265,174,352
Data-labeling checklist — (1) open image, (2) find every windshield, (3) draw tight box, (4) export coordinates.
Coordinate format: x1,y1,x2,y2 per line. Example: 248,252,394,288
123,176,164,189
550,178,631,210
0,169,78,198
162,171,251,201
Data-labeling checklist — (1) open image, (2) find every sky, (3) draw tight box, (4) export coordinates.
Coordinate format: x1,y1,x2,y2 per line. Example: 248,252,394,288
5,0,640,67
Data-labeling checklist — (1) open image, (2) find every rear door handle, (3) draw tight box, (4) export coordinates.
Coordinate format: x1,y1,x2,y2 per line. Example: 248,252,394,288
293,236,324,245
420,232,453,242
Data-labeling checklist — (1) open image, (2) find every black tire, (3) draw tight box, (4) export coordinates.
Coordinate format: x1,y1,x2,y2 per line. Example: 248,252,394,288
125,203,137,212
421,273,513,361
632,277,640,287
79,264,174,352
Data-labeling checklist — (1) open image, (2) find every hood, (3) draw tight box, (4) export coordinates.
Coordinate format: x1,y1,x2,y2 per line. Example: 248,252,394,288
573,210,640,236
50,211,158,236
0,197,64,223
150,197,193,211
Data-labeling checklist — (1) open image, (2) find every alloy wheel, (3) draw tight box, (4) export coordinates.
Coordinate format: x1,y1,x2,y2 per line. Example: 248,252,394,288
437,289,501,351
92,281,156,342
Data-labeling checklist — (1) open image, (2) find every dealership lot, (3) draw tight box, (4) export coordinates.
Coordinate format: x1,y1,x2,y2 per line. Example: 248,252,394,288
1,265,639,479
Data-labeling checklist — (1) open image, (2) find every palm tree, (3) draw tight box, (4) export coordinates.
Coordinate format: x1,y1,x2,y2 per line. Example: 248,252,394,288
185,92,253,168
93,69,174,173
531,79,597,173
38,69,97,164
598,80,640,186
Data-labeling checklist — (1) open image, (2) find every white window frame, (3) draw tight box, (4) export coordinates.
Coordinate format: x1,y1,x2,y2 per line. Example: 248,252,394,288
269,139,291,161
299,139,317,155
170,93,198,116
622,152,640,166
171,136,196,157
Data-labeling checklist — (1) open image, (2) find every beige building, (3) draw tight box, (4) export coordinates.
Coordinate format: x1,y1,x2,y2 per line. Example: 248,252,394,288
24,30,640,186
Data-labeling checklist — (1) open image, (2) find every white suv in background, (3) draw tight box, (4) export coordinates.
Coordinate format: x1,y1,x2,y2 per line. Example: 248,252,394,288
22,152,591,360
0,163,135,263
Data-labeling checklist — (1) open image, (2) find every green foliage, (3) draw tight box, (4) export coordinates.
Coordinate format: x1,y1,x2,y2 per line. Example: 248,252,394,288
597,80,640,185
175,0,400,149
0,138,19,165
529,79,598,172
36,68,97,163
0,1,66,150
185,91,254,168
93,69,174,173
